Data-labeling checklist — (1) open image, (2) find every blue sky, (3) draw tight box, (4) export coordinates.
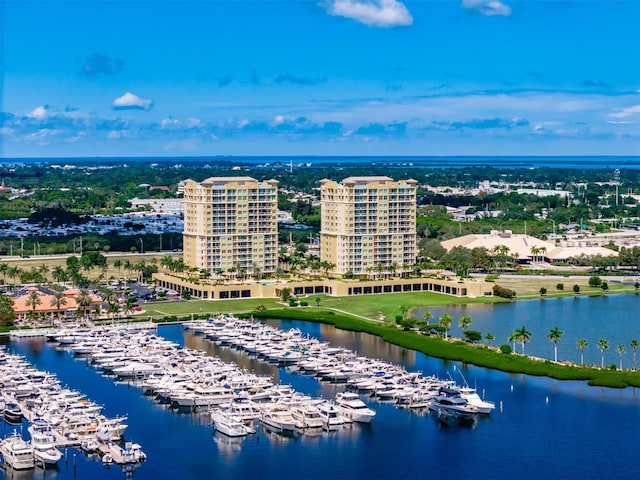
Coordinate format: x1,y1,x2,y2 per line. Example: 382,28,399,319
1,0,639,157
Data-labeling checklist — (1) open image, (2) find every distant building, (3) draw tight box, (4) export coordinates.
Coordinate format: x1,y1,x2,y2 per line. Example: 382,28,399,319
320,176,418,275
182,177,279,276
441,230,618,263
12,287,102,322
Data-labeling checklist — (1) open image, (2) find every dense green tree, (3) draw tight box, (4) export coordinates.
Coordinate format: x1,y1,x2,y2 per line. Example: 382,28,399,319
0,294,16,326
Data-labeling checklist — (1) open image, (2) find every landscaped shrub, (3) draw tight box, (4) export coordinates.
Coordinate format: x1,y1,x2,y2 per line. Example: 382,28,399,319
299,301,309,307
493,284,516,299
500,344,512,354
556,283,564,290
589,275,602,287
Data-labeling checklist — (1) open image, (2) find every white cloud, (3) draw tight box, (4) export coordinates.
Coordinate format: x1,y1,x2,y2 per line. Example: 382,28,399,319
273,115,285,126
324,0,413,28
237,118,250,128
461,0,512,17
0,127,15,136
112,92,154,111
27,105,51,120
609,105,640,119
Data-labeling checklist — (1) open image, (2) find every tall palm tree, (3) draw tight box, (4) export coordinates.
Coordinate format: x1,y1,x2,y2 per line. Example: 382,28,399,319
485,333,494,346
7,266,21,286
547,327,564,362
113,259,123,279
630,339,639,371
616,344,625,370
52,266,67,286
577,338,588,365
596,338,609,368
0,262,8,286
76,290,92,319
123,260,132,282
515,325,532,354
459,315,472,331
508,330,518,352
399,305,408,320
38,264,49,283
422,310,433,324
439,313,453,339
25,290,42,322
49,291,68,324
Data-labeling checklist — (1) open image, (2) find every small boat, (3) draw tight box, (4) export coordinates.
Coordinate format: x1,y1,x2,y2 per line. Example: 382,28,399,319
0,431,35,470
3,402,23,424
211,409,250,437
80,439,100,454
335,392,376,423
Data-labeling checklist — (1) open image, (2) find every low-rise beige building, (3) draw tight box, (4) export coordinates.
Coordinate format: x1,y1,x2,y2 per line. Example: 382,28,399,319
441,230,618,263
154,272,493,301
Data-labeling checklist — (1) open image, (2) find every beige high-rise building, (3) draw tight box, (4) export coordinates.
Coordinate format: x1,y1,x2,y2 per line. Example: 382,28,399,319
182,177,279,276
320,176,418,275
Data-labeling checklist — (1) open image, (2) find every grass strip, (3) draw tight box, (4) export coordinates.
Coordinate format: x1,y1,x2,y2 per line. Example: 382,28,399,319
244,307,640,389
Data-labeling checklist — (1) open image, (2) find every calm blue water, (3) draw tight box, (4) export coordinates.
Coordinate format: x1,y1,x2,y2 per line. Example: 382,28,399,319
421,294,640,367
8,155,640,169
2,295,640,480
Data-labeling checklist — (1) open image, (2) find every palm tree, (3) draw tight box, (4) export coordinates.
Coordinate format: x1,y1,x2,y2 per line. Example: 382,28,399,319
25,290,42,322
76,290,92,319
530,245,540,262
38,264,49,283
113,259,123,280
49,291,68,324
123,260,132,282
0,262,9,286
439,313,453,339
547,327,564,362
123,297,137,318
508,330,518,352
577,338,588,365
485,332,494,346
616,344,626,370
596,338,609,368
459,315,472,331
7,266,21,286
422,310,433,324
52,266,67,286
630,339,639,370
515,325,532,354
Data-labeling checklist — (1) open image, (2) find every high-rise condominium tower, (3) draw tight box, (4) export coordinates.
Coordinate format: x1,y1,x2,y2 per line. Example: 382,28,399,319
183,177,279,276
320,176,417,275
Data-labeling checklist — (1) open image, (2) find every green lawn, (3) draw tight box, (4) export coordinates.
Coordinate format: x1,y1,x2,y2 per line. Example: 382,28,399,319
143,291,504,322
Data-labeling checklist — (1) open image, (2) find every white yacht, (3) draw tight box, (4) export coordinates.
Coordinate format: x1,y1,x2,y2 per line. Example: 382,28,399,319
0,432,35,470
29,419,63,467
334,392,376,423
458,386,495,414
211,409,251,437
317,401,345,431
260,404,297,433
291,403,324,430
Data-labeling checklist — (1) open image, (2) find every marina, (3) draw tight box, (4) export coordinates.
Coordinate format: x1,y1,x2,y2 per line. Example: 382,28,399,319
0,295,639,479
0,345,147,472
